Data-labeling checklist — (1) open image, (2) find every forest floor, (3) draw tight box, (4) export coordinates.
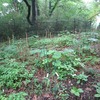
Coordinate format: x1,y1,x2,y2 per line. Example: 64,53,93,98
0,32,100,100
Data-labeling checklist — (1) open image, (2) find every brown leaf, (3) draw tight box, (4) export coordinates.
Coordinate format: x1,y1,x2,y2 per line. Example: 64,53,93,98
43,93,50,98
85,87,92,92
32,94,37,100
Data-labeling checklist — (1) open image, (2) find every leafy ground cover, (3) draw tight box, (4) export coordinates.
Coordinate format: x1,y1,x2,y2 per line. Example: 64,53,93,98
0,32,100,100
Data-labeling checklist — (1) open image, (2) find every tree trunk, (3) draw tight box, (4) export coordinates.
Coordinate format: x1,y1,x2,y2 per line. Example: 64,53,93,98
49,0,60,16
49,0,52,16
36,1,40,16
23,0,32,25
32,0,36,24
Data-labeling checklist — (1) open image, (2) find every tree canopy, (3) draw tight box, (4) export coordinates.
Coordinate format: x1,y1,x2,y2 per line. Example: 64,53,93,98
0,0,99,39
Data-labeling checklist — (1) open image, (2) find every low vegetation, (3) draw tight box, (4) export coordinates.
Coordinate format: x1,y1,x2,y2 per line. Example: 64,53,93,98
0,32,100,100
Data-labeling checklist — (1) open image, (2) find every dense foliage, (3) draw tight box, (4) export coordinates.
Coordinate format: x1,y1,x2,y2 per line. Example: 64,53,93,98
0,0,100,40
0,32,100,99
0,0,100,99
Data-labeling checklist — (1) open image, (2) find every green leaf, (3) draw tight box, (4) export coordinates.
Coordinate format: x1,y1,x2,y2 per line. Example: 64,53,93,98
75,92,80,96
42,58,52,64
30,49,41,54
71,87,83,97
52,52,61,59
77,80,80,84
97,89,100,93
71,87,77,93
95,94,100,97
52,60,61,66
78,88,84,93
47,50,56,55
97,83,100,87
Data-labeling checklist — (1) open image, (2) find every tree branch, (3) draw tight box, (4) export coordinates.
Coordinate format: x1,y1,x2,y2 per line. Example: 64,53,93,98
49,0,60,16
23,0,32,25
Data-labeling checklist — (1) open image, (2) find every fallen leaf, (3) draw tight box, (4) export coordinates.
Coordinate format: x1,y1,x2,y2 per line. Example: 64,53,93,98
85,87,92,92
43,93,50,98
32,94,37,100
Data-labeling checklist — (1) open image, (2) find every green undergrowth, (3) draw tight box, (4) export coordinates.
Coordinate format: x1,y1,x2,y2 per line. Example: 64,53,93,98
0,32,100,99
30,34,76,48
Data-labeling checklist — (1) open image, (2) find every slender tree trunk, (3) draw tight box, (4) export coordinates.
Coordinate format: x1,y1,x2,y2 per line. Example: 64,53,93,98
49,0,52,16
36,1,40,16
23,0,32,25
32,0,36,24
49,0,60,16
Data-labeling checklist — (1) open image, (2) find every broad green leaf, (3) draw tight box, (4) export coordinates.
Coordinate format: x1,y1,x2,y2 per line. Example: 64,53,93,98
95,94,100,97
78,88,84,93
52,60,61,66
47,50,56,55
97,83,100,87
71,87,83,97
52,52,61,59
42,58,52,64
74,92,80,96
97,89,100,93
30,49,41,54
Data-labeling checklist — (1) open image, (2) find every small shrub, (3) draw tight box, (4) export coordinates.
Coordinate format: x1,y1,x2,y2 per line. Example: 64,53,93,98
0,59,34,89
71,87,83,97
94,83,100,98
8,92,27,100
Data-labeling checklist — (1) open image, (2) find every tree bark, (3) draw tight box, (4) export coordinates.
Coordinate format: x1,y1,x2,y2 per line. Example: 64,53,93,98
49,0,60,16
23,0,32,25
49,0,52,16
32,0,36,25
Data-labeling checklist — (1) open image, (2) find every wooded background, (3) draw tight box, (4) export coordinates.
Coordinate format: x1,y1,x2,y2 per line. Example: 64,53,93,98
0,0,100,40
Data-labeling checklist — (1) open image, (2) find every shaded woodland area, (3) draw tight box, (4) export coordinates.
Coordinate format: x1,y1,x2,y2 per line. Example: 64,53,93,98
0,0,99,40
0,0,100,100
